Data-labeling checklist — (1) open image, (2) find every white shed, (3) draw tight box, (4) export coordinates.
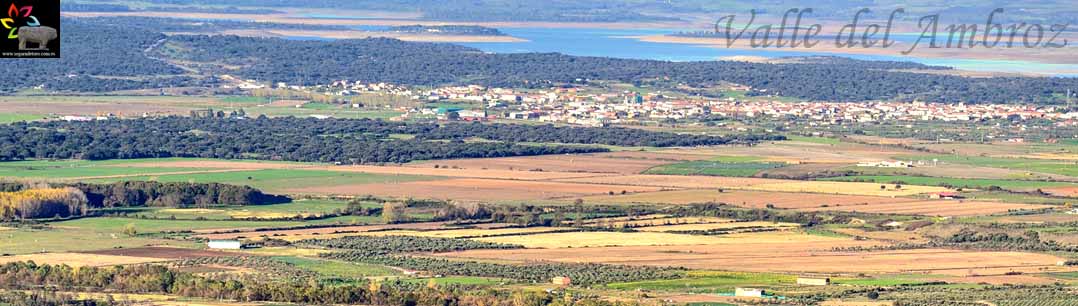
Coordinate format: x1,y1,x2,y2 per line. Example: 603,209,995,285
735,287,765,298
208,240,243,250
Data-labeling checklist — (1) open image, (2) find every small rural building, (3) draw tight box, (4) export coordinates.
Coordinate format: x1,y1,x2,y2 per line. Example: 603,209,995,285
882,221,904,228
734,287,765,298
551,276,572,286
207,240,243,250
797,277,831,286
930,192,964,200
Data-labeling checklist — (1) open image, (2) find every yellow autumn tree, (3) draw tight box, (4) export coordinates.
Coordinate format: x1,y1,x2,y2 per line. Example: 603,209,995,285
0,188,88,220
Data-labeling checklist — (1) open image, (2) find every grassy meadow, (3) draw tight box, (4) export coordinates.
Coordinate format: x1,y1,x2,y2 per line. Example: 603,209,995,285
645,156,786,177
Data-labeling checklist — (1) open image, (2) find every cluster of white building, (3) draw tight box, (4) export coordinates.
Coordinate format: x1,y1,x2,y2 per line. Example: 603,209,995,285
712,100,1078,125
252,79,1078,128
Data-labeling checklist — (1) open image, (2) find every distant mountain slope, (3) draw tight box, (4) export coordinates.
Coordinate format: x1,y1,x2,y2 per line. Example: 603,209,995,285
118,0,1078,24
164,34,1077,103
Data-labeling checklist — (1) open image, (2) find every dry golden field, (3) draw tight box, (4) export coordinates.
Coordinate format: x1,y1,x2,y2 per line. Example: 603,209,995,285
473,231,846,248
554,174,785,189
585,189,1049,216
633,221,800,232
583,189,914,207
0,253,165,267
745,181,948,196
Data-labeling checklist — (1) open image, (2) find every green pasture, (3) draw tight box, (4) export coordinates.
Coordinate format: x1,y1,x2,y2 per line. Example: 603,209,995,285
126,199,382,220
84,168,442,192
0,113,46,124
0,227,198,255
606,271,793,293
910,155,1078,177
646,156,785,177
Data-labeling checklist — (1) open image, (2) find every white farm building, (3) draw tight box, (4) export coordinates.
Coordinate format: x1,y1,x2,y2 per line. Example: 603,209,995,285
207,240,243,250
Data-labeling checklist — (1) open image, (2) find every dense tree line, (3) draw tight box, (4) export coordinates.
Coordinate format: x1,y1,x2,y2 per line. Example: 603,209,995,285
85,16,347,33
0,117,753,163
0,262,641,306
72,181,292,208
0,181,290,210
300,235,523,254
165,34,1078,104
386,25,506,36
0,19,199,93
59,2,132,12
939,229,1078,253
669,203,833,225
138,0,677,22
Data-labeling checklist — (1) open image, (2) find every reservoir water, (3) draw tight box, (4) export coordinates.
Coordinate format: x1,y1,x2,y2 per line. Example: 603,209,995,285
294,17,1078,76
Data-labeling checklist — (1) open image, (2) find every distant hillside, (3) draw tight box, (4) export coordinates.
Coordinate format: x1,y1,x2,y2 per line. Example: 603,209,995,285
3,18,1076,104
165,34,1077,104
84,0,1078,24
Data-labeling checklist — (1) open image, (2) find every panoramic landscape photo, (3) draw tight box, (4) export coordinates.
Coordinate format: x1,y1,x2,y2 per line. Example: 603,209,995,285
0,0,1076,305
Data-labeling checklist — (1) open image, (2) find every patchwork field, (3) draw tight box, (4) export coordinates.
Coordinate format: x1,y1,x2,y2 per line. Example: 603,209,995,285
747,181,949,197
822,175,1077,191
800,200,1054,217
279,227,571,242
583,189,914,207
443,245,1070,276
132,199,370,220
194,221,457,240
911,155,1078,179
288,178,665,201
473,231,845,248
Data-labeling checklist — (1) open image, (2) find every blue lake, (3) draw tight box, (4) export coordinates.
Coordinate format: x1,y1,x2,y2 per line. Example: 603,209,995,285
284,25,1077,76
